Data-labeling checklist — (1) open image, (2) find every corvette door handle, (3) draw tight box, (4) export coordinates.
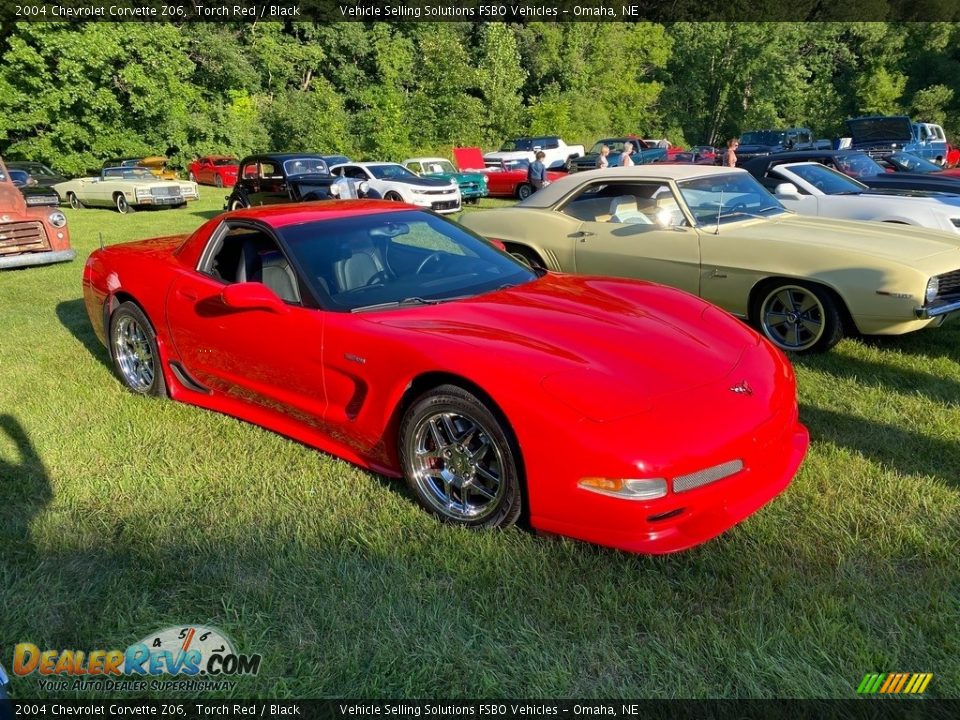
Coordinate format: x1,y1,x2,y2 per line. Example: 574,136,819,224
175,289,198,301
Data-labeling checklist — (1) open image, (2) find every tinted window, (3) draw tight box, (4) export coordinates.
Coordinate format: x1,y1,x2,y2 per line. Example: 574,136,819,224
677,172,787,225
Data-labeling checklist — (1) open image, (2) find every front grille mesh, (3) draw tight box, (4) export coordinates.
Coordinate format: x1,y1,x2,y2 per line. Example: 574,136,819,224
0,221,48,255
937,269,960,296
151,186,181,198
673,459,744,494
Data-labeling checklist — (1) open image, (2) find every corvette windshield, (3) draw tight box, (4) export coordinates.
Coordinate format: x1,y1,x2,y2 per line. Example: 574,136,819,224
780,163,869,194
677,172,787,225
368,164,417,180
279,210,537,311
887,152,941,173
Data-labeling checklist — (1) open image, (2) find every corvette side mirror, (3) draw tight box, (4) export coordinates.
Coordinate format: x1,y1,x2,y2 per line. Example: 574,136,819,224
774,183,802,201
220,282,289,314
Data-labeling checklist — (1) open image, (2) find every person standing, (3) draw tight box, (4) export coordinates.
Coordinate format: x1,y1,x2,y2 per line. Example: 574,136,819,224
596,145,610,169
726,137,740,167
619,142,635,167
528,150,548,191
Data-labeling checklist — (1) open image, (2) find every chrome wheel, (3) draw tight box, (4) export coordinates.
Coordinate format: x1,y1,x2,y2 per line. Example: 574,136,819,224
409,410,507,522
113,314,156,392
115,194,132,214
761,285,825,351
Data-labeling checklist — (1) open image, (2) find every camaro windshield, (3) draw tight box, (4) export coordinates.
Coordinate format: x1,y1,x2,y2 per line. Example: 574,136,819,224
780,163,869,194
676,173,788,225
832,153,885,178
368,164,417,180
279,210,537,311
283,158,329,176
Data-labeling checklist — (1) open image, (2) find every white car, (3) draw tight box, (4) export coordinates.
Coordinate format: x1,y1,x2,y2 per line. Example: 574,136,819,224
330,162,461,214
483,136,585,170
767,162,960,234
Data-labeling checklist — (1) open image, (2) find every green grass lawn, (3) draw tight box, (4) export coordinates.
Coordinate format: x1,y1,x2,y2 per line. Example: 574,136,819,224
1,188,958,699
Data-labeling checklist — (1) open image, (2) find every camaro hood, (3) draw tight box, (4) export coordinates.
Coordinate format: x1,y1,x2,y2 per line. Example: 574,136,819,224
380,176,454,189
736,213,960,262
847,116,914,144
366,274,758,417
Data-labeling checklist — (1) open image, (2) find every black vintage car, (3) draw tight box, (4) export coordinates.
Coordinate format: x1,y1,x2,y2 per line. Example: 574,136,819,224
225,154,340,210
740,149,960,196
8,169,61,206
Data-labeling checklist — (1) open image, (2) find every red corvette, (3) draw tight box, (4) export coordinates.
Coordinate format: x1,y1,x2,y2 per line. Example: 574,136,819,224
188,156,239,188
453,147,565,200
82,201,808,554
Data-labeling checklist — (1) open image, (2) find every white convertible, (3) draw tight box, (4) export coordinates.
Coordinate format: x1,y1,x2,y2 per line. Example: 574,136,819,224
767,162,960,234
330,162,461,214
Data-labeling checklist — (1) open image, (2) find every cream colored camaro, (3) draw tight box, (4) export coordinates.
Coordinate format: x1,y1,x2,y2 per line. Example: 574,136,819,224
460,166,960,353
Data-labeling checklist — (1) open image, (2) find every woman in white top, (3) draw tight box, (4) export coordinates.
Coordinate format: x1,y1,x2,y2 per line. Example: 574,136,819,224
618,142,635,167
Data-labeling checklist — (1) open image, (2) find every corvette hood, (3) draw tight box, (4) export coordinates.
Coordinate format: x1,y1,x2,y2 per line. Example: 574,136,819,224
366,274,758,417
378,176,454,189
735,214,960,262
847,116,914,144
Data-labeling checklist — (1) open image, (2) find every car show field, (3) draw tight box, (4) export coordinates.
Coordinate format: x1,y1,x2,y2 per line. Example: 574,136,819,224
1,187,958,697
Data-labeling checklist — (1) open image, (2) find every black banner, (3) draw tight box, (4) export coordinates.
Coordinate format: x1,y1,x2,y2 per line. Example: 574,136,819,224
2,0,960,23
3,700,960,720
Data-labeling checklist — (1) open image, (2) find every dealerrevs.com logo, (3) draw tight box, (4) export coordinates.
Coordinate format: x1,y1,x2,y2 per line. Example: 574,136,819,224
12,625,261,692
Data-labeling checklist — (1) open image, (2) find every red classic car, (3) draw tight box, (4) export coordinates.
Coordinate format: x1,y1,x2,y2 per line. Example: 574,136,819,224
0,158,74,270
188,156,239,188
454,147,564,200
82,200,807,554
946,144,960,168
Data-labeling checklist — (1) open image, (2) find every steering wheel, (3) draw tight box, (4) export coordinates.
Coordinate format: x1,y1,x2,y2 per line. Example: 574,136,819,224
728,202,747,213
363,270,392,287
416,252,445,274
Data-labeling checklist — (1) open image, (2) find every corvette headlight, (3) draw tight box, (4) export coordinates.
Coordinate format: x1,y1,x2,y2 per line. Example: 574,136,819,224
48,211,67,227
578,477,668,500
925,277,939,304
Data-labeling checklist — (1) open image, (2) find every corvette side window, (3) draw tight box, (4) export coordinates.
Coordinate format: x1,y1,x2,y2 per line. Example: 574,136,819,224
201,226,302,304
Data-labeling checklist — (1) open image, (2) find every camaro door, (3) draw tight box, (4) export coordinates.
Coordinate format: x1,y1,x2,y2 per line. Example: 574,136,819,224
564,179,701,294
164,221,328,425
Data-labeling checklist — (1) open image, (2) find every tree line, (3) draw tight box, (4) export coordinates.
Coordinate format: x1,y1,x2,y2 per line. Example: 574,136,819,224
1,21,958,175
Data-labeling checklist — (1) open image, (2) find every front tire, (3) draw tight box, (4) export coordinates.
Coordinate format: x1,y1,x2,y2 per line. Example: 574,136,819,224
68,192,84,210
109,301,166,397
384,191,404,202
115,194,135,214
506,245,546,270
516,183,533,200
753,281,844,353
400,384,523,529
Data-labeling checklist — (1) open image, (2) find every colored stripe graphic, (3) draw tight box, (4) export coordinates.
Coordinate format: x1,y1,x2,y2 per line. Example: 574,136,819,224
857,672,932,694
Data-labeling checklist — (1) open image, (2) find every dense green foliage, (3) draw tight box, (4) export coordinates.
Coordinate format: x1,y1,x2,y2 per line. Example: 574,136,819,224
2,22,960,173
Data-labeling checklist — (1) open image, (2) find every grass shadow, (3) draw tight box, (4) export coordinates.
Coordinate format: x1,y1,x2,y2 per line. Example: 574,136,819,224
189,208,224,221
55,298,111,372
860,322,960,362
800,405,960,487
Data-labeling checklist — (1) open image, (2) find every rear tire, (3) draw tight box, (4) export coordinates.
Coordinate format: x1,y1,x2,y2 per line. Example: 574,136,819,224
400,384,522,529
228,198,247,211
109,301,167,397
516,183,533,200
215,174,224,188
751,280,844,353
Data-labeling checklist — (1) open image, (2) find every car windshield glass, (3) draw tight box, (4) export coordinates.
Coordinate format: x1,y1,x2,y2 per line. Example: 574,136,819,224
213,158,237,166
589,140,629,154
283,158,329,176
421,160,455,174
368,164,417,180
16,163,56,176
781,163,868,194
500,139,534,152
676,172,787,225
833,153,884,178
9,170,29,185
105,168,153,179
502,159,530,171
279,209,537,312
887,152,941,173
740,131,786,146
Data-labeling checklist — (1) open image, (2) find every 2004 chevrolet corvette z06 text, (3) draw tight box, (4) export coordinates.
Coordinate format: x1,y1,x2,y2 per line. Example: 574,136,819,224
82,201,808,554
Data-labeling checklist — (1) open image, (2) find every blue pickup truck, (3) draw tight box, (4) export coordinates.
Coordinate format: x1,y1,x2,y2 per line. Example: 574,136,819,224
846,116,949,165
568,137,667,172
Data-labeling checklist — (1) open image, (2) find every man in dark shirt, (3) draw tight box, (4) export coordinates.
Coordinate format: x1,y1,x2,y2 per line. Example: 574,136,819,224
528,151,548,191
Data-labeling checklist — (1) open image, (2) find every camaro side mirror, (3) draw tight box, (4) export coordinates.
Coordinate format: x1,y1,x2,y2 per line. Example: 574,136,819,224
220,282,289,314
774,183,802,201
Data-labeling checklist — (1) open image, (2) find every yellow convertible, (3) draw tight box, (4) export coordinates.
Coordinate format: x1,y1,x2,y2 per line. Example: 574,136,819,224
460,166,960,353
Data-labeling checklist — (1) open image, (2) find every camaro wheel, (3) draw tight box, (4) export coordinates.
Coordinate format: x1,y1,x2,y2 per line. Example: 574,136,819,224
115,194,134,214
68,193,84,210
400,384,522,528
109,302,166,397
516,183,533,200
385,191,403,202
755,282,843,353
